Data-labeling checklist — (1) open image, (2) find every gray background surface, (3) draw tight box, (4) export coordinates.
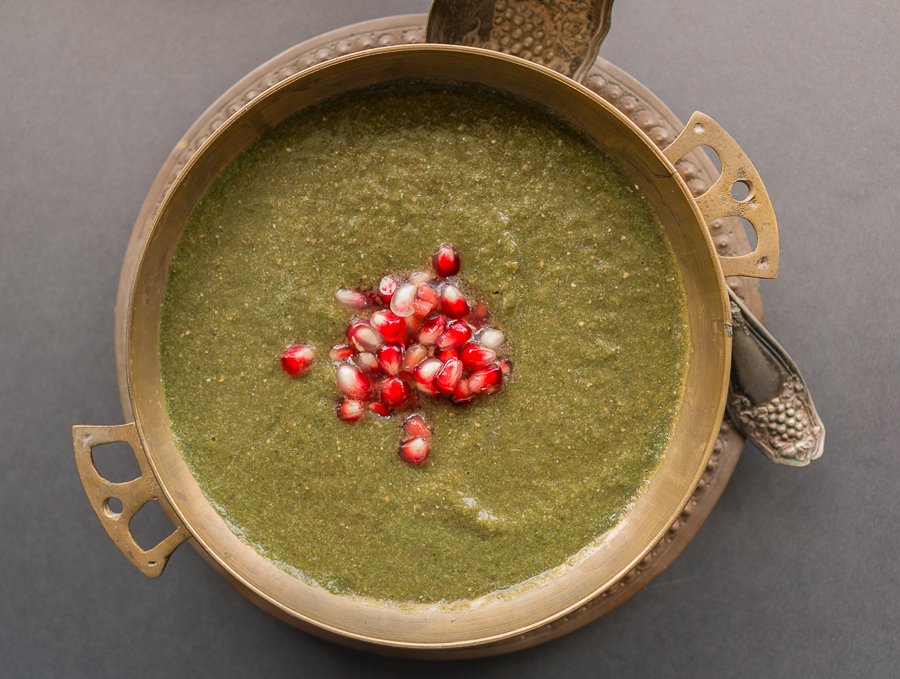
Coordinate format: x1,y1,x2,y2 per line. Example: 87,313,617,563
1,1,898,677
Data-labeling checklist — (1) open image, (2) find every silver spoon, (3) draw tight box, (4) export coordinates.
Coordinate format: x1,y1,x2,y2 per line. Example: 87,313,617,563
426,0,824,466
427,0,614,81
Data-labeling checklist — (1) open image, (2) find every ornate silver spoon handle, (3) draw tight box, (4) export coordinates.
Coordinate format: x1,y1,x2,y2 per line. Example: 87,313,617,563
727,289,824,466
427,0,614,81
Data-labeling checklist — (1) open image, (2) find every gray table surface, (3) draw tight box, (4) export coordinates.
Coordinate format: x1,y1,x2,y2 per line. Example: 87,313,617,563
2,1,898,677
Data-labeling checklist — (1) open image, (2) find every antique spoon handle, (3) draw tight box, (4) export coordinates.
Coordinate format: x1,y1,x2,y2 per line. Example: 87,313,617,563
426,0,614,81
727,288,825,466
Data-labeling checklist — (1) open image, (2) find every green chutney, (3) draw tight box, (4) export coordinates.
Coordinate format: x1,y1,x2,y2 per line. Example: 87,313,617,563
159,85,688,603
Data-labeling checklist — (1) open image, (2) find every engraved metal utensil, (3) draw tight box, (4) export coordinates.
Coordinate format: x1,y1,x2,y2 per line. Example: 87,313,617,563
427,0,614,81
427,0,824,465
727,289,824,466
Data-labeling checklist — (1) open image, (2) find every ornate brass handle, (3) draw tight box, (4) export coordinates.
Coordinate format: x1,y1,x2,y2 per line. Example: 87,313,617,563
663,112,780,279
73,423,189,577
427,0,614,81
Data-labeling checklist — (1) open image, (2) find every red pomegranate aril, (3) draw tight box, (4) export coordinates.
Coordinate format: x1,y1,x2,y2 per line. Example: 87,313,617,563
499,357,512,377
336,363,373,400
409,270,434,287
402,414,432,439
471,297,490,325
329,343,353,362
398,436,430,465
440,283,469,319
353,351,380,372
347,319,384,352
381,377,411,407
417,314,446,346
335,288,370,310
368,401,391,418
413,288,439,318
434,357,463,395
390,282,418,318
377,276,398,304
451,378,474,404
437,347,459,363
459,342,496,371
413,358,443,394
337,399,365,422
376,344,403,376
432,243,461,278
405,314,424,337
476,327,506,350
468,363,503,395
412,298,436,318
436,320,472,351
280,344,315,376
371,309,407,343
417,282,440,303
401,343,429,374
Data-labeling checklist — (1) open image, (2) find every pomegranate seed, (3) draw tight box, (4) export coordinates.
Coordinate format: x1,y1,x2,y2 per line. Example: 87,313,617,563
437,347,459,363
468,363,503,395
337,399,365,422
406,314,424,337
280,344,315,376
381,377,411,407
413,298,436,318
368,401,391,418
390,282,418,318
414,284,440,319
436,320,472,351
476,327,505,350
471,297,490,325
451,378,474,404
336,363,373,400
417,283,440,302
432,243,461,277
434,357,463,395
335,288,370,310
329,343,353,362
408,270,434,287
417,314,446,346
399,436,430,464
403,414,432,439
376,344,403,376
401,344,428,374
459,342,496,371
413,358,443,395
452,385,472,402
440,283,469,319
499,357,512,377
353,351,380,372
377,276,398,304
347,319,384,352
371,309,407,343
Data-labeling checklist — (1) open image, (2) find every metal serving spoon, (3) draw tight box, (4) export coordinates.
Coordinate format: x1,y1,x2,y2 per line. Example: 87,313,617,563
427,0,824,466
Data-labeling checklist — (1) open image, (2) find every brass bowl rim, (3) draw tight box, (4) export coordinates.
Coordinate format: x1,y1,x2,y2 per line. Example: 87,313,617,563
125,43,731,650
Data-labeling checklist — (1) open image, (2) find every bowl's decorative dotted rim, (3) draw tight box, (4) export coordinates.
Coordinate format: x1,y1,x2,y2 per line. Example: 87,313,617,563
114,13,761,645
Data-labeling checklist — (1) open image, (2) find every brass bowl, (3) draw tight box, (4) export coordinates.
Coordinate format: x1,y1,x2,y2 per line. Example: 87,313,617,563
74,44,778,658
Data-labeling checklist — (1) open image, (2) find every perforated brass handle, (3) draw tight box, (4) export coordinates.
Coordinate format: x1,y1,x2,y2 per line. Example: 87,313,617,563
73,423,189,577
664,112,780,279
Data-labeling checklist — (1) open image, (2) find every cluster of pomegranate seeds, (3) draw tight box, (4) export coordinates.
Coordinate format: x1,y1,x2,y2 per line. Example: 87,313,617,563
278,244,510,465
330,243,511,464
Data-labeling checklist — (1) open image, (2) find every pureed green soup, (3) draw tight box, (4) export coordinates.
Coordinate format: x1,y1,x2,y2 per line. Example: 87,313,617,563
160,84,688,603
